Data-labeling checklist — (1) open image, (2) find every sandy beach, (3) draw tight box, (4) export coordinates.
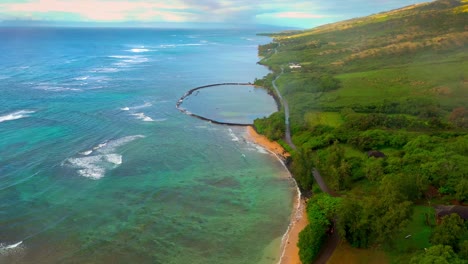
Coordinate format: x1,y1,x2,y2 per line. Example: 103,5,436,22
245,126,308,264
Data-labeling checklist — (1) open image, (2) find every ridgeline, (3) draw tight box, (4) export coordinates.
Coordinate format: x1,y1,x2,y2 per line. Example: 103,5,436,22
254,0,468,263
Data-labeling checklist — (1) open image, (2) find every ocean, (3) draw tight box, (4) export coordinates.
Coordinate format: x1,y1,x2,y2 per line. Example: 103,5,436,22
0,28,295,263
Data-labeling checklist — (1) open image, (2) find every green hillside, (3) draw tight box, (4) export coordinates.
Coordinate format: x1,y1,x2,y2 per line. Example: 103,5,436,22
254,0,468,263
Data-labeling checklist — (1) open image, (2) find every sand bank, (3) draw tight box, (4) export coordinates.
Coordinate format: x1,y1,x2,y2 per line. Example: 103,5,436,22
244,126,308,264
245,126,290,159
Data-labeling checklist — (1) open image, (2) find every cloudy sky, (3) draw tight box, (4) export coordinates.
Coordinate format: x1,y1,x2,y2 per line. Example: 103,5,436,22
0,0,431,28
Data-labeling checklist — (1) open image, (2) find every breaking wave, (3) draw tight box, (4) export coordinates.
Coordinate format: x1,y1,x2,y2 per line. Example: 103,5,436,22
131,112,154,122
66,135,144,180
0,110,35,123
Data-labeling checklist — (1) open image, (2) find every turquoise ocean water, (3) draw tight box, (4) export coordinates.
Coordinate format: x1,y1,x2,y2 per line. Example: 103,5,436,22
0,28,294,263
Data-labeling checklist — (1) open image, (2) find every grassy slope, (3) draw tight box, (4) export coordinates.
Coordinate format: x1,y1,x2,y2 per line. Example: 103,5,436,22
261,0,467,125
256,0,468,262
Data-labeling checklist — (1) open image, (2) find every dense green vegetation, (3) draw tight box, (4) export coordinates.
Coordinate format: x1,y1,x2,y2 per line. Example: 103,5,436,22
298,194,341,263
255,0,467,262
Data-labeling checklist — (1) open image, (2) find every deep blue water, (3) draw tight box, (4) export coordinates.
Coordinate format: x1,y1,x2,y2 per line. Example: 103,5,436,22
0,28,294,263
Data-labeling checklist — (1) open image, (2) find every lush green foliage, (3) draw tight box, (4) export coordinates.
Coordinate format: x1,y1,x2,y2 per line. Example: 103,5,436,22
298,224,326,264
254,0,468,261
431,214,467,252
253,111,285,141
410,245,465,264
297,194,341,263
337,188,413,248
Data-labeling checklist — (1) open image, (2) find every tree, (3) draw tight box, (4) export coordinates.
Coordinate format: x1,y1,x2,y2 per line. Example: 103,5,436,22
337,185,413,248
458,240,468,260
298,224,326,264
410,245,464,264
430,213,467,252
455,179,468,202
363,157,385,182
291,147,315,191
298,194,341,263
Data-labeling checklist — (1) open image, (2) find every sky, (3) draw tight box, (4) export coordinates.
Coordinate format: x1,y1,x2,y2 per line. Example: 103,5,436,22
0,0,431,28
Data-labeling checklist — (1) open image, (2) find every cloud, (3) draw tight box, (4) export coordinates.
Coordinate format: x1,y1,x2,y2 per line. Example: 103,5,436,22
0,0,193,22
273,12,330,19
0,0,430,27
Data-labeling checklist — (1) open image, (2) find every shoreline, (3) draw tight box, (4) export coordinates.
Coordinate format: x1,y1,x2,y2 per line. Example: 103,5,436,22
244,126,308,264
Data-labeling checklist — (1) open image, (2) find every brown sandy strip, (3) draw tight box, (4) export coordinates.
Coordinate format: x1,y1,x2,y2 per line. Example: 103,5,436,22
245,126,308,264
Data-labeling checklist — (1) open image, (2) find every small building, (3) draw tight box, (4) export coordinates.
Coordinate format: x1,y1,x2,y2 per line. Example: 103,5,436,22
367,150,386,158
288,63,302,69
434,205,468,223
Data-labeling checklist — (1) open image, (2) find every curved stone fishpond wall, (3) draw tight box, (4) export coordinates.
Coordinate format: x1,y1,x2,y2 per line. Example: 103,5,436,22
176,83,279,126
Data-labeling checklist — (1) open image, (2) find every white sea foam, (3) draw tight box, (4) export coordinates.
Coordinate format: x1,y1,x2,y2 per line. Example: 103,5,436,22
5,241,22,249
244,142,269,154
80,150,93,156
74,76,89,80
67,135,144,179
0,241,24,256
255,145,268,154
67,156,108,180
93,142,108,150
106,153,123,165
152,118,167,122
90,67,120,73
228,128,239,142
97,135,145,154
110,55,149,67
129,48,150,53
159,43,203,48
35,86,82,92
131,112,154,122
121,107,130,111
0,110,35,123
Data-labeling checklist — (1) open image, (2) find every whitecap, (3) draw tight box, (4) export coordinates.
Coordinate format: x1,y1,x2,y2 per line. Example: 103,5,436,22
0,110,35,123
106,153,122,165
131,112,154,122
93,142,107,150
97,135,145,154
89,67,120,73
159,44,176,48
129,48,150,53
159,43,203,48
74,76,89,81
5,241,22,249
110,55,149,67
228,128,239,142
67,154,122,180
80,150,93,156
35,86,82,92
66,135,144,179
0,241,24,256
121,107,130,111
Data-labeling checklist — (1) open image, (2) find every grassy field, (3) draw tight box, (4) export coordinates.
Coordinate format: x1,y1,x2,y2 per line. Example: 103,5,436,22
329,59,468,110
328,241,389,264
387,206,435,263
304,112,343,129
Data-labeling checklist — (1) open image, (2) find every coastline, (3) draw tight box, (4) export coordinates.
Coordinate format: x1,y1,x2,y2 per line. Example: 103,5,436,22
244,126,308,264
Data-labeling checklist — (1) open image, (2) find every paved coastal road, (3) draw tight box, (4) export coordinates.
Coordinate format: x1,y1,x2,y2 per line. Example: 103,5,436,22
270,47,337,264
271,67,297,150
